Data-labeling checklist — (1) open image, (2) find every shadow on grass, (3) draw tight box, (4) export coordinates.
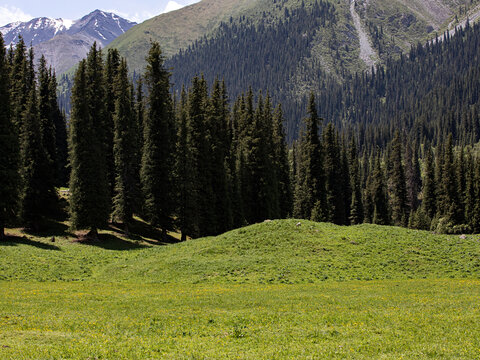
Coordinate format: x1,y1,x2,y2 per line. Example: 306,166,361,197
0,235,60,250
110,218,181,246
22,218,73,238
84,233,151,250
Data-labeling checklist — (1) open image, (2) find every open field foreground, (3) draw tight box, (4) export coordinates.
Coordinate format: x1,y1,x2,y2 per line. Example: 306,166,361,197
1,281,479,359
1,220,480,358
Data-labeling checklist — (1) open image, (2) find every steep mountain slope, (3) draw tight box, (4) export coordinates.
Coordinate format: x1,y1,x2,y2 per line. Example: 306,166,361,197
106,0,275,73
1,10,136,75
108,0,478,75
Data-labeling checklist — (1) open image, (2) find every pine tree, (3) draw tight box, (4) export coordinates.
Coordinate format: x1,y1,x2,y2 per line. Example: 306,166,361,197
273,104,292,218
37,56,58,213
104,49,121,199
19,86,52,229
0,33,19,238
441,134,461,224
471,159,480,233
388,132,408,226
341,139,352,223
349,137,364,224
207,79,232,233
371,156,390,225
422,147,436,219
405,142,421,212
323,123,346,224
69,45,110,238
141,42,175,239
245,92,278,223
229,96,245,228
454,147,466,224
182,76,210,237
238,89,255,223
175,87,189,241
49,71,68,186
294,93,324,220
112,59,137,229
11,37,28,129
134,78,144,215
464,151,476,229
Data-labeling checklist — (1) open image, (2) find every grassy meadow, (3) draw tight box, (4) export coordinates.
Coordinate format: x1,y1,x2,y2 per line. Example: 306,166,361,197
1,219,480,358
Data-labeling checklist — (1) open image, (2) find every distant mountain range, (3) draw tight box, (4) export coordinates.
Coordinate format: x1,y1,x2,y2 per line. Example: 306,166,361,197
1,10,136,74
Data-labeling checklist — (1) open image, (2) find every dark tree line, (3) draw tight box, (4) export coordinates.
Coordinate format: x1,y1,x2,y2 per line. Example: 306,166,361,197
293,95,480,233
3,36,480,240
0,34,67,238
52,41,291,240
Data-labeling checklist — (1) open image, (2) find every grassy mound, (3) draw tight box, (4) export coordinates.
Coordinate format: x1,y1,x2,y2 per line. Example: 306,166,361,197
2,220,480,358
1,219,479,283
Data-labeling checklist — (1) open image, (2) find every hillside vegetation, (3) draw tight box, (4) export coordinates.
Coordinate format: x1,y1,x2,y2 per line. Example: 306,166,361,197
2,220,479,283
108,0,479,75
106,0,265,73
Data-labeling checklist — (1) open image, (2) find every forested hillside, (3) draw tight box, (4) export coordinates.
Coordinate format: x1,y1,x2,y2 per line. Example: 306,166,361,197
167,1,480,144
3,33,480,239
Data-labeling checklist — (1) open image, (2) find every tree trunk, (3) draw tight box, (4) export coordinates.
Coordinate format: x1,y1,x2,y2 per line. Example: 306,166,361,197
124,223,130,238
181,232,187,242
0,225,5,240
162,228,167,242
87,228,99,241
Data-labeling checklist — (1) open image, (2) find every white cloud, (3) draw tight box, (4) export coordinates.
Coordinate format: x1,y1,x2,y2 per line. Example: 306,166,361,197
163,1,184,13
104,0,201,24
0,5,32,26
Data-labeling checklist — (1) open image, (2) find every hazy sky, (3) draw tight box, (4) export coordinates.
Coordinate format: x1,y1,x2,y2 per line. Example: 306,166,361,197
0,0,200,25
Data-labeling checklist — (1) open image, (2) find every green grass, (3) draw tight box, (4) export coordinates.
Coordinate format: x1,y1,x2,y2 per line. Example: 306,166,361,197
1,280,480,358
2,219,479,283
1,219,480,358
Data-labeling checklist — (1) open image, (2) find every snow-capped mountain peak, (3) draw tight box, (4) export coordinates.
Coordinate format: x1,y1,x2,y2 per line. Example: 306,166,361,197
0,17,76,46
0,9,135,48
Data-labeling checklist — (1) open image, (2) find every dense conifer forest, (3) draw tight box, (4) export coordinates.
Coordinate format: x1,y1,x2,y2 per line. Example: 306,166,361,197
2,18,480,239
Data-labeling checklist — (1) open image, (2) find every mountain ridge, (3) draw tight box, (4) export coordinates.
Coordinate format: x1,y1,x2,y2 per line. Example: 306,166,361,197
1,9,136,74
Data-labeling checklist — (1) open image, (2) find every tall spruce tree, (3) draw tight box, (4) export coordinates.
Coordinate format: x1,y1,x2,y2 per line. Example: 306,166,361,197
184,75,213,237
371,156,390,225
441,134,462,224
0,33,19,238
134,78,144,215
472,159,480,233
207,79,232,233
464,151,476,230
104,49,121,199
49,71,68,186
112,59,137,229
245,93,278,223
323,123,346,225
294,93,325,220
388,132,408,226
175,87,189,241
11,37,28,129
349,137,364,224
37,56,58,213
273,104,292,218
422,147,436,219
19,86,54,229
141,42,175,239
69,45,110,237
405,142,421,212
